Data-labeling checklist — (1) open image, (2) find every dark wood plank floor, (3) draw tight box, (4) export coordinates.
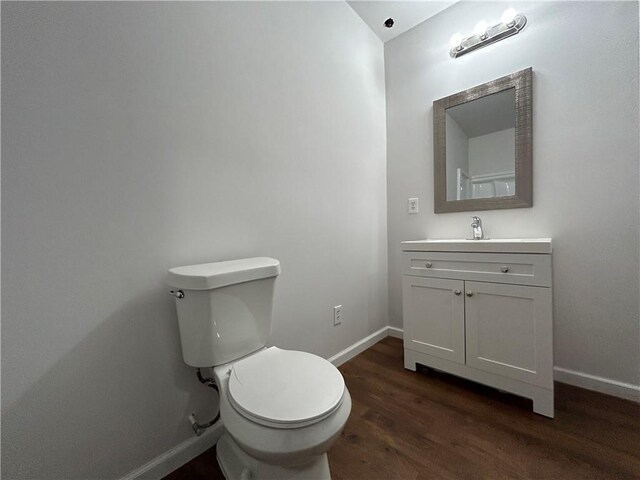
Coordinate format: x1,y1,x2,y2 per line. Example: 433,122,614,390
164,337,640,479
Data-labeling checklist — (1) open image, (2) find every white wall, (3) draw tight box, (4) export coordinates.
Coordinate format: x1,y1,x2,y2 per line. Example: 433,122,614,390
445,115,469,199
386,1,639,386
1,2,387,478
468,127,515,177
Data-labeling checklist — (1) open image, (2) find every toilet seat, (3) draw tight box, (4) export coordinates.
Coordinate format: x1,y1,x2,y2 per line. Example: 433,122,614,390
228,347,345,429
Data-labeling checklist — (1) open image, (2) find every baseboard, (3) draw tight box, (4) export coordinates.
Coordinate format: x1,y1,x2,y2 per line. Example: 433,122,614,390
328,326,390,367
386,328,638,404
119,422,224,480
387,326,404,339
554,367,640,403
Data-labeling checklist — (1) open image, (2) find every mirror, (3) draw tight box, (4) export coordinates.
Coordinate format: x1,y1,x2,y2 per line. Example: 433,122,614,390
446,88,515,201
434,68,532,213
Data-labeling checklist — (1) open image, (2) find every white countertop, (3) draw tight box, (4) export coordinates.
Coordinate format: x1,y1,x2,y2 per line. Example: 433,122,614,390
401,238,552,254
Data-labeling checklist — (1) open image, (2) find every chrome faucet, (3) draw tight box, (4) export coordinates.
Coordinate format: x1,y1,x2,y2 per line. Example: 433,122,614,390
471,216,484,240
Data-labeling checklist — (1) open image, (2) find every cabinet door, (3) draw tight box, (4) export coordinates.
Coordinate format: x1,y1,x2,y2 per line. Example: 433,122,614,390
464,281,553,388
402,276,465,364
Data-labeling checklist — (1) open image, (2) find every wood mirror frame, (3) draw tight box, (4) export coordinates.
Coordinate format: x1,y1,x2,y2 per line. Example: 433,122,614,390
433,67,533,213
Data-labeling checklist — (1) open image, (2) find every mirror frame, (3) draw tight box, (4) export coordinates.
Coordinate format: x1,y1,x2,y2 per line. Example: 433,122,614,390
433,67,533,213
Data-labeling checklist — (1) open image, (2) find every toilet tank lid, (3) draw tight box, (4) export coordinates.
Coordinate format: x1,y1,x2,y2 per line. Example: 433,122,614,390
167,257,281,290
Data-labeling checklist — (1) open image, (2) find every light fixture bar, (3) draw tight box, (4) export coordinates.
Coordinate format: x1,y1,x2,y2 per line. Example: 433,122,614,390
450,14,527,58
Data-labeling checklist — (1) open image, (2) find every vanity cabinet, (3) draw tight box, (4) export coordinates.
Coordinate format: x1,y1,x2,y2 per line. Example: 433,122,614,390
401,240,554,417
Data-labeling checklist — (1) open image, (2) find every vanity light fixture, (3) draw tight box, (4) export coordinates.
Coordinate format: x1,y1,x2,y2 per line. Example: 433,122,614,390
449,8,526,58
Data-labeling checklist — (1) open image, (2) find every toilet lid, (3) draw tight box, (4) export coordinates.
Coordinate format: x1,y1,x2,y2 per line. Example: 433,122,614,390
228,347,345,429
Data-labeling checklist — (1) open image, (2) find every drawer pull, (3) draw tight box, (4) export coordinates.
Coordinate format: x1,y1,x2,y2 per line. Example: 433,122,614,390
425,261,432,268
500,266,510,273
466,291,474,297
454,289,461,296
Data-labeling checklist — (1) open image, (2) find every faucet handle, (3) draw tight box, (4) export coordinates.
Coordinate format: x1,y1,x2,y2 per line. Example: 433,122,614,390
471,215,482,225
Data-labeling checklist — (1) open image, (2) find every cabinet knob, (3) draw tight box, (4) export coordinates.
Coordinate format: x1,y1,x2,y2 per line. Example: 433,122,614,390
466,291,473,297
454,289,461,296
425,261,432,268
500,266,510,273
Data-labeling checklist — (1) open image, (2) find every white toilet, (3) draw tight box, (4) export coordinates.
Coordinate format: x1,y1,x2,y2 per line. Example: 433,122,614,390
167,257,351,480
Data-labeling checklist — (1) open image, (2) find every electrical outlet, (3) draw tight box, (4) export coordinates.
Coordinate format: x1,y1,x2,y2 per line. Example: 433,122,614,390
408,197,419,214
333,305,342,326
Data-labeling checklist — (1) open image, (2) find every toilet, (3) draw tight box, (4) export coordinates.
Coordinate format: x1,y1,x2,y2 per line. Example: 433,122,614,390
167,257,351,480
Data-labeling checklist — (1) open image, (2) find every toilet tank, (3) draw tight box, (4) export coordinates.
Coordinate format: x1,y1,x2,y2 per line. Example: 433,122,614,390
167,257,281,367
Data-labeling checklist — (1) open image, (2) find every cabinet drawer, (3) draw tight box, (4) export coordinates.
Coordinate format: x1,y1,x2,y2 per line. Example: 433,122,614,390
402,251,551,287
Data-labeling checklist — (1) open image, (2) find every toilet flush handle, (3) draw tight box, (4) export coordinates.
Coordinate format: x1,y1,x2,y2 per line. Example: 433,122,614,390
169,289,184,299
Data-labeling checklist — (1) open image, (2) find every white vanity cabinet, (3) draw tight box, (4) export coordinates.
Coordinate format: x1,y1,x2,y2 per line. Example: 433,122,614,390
401,240,554,417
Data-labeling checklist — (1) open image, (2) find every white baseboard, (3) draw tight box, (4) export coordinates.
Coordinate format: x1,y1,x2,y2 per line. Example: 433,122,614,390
328,326,390,367
387,326,404,339
382,327,639,404
119,422,224,480
554,367,640,403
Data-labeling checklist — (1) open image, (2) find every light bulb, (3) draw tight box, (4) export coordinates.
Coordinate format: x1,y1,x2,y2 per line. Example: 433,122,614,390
501,8,518,25
449,33,463,48
473,21,488,37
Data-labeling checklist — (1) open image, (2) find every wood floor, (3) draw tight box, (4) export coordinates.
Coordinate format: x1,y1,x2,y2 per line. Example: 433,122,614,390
164,337,640,480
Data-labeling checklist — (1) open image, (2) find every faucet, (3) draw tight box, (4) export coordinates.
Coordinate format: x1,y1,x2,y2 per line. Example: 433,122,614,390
471,216,484,240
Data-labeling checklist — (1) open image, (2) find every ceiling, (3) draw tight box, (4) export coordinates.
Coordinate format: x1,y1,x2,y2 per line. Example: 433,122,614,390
447,89,516,138
347,1,456,43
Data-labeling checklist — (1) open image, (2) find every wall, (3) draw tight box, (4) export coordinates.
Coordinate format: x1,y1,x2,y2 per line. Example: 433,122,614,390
468,128,515,177
386,1,639,386
1,2,387,479
445,116,469,199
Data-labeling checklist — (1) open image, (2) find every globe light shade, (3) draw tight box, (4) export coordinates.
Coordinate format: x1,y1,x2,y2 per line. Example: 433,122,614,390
449,33,463,48
501,8,518,25
473,21,488,36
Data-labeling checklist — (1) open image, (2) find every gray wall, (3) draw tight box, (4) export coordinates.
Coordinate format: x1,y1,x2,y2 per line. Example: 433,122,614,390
468,127,515,177
386,1,639,386
1,2,387,478
445,115,469,199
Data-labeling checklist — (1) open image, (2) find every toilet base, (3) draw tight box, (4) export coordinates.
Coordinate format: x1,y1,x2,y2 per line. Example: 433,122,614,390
216,432,331,480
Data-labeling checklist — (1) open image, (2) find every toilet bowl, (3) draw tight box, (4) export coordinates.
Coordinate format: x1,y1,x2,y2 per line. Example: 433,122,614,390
167,258,351,479
213,347,351,478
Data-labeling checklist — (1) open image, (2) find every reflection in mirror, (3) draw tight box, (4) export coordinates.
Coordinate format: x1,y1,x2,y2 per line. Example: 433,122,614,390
445,88,516,201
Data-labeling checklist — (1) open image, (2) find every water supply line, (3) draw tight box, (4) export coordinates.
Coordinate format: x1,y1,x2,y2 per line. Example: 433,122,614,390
188,368,221,436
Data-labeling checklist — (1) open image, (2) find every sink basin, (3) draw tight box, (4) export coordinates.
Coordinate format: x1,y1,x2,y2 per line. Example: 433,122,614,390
401,238,552,254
